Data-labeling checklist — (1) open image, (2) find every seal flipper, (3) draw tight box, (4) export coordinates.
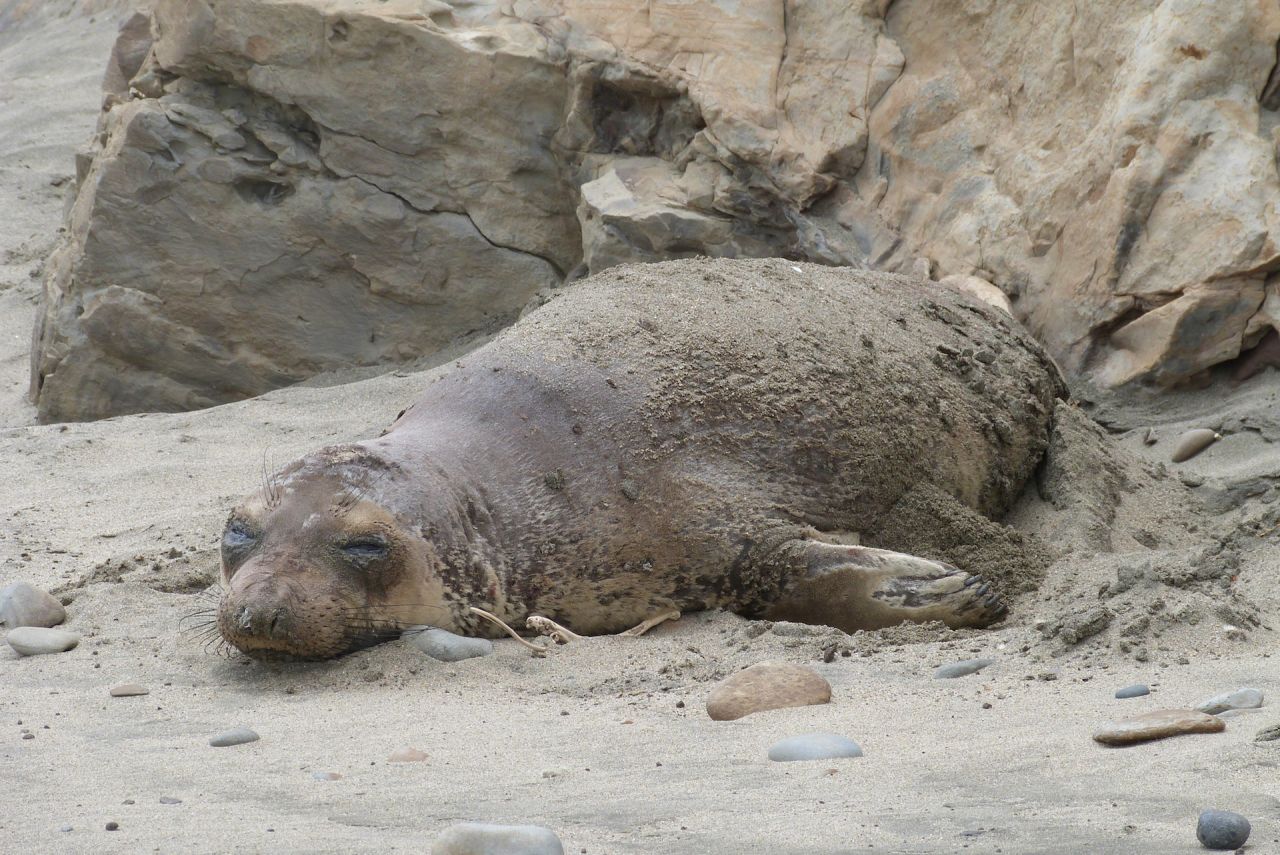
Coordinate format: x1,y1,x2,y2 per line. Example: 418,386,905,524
759,539,1006,632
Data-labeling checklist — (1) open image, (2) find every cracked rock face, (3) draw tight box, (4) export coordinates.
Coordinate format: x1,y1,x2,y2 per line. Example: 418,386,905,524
30,0,1280,420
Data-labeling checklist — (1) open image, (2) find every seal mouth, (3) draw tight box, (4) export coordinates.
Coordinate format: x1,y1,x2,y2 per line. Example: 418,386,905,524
212,593,412,661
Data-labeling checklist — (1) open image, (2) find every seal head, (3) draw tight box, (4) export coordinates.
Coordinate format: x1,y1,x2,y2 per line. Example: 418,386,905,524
217,445,449,659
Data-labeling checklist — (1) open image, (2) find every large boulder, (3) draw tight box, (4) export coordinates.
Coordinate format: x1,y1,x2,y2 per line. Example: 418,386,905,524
30,0,1280,420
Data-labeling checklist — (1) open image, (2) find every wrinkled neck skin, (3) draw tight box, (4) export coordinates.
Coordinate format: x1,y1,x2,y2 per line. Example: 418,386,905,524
353,431,516,636
361,404,568,635
363,352,637,637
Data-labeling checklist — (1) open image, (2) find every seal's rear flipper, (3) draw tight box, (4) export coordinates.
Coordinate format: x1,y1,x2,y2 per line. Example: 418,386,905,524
761,539,1005,632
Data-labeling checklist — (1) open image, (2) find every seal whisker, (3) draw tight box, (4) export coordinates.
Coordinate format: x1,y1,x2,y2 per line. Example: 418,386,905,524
186,623,221,640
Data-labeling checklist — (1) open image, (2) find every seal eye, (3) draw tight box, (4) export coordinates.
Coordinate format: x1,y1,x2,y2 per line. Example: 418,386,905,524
341,535,389,562
222,519,257,551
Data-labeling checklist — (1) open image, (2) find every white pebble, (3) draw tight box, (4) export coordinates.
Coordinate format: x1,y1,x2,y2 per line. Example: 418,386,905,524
768,732,864,762
7,626,80,656
431,822,564,855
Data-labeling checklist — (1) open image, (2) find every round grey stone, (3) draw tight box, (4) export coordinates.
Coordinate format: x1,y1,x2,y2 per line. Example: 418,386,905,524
0,582,66,629
1195,687,1263,715
933,657,995,679
405,627,494,662
1115,684,1150,699
767,732,864,762
6,626,80,656
209,727,259,747
431,822,563,855
1196,809,1250,850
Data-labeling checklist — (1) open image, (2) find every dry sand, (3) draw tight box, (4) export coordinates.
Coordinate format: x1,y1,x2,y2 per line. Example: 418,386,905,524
4,6,1280,854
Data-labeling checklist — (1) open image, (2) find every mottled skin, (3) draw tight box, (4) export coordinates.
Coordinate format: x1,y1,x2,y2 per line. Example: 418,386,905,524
218,259,1066,659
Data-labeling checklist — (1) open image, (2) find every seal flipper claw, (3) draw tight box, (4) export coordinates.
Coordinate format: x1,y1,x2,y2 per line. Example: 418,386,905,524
760,539,1006,632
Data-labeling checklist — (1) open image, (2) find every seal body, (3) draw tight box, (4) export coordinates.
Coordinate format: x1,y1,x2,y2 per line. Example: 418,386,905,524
217,259,1064,658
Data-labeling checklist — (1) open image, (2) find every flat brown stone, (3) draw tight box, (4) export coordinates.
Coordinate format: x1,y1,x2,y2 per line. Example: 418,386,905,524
706,661,832,721
109,683,149,697
1093,708,1225,746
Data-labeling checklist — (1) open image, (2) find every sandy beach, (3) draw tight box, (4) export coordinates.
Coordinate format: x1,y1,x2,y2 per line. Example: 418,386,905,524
3,5,1280,854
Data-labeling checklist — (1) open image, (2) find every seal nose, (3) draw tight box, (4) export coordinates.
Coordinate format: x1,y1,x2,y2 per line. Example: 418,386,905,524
234,604,290,639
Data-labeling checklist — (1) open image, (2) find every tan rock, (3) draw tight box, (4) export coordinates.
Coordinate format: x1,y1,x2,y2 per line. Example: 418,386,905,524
706,661,832,722
109,683,149,697
32,0,1280,418
938,274,1013,316
1092,709,1225,746
387,747,428,763
1171,429,1221,463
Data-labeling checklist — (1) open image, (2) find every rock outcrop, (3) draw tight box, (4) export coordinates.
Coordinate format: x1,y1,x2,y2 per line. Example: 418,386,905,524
30,0,1280,420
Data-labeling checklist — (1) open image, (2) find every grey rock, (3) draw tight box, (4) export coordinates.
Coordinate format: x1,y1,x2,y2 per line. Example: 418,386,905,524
59,825,72,832
0,583,66,629
1115,684,1150,699
6,626,80,656
209,727,259,747
933,658,995,679
1195,687,1263,715
159,797,182,804
767,732,864,762
1196,809,1250,850
431,822,564,855
405,627,494,662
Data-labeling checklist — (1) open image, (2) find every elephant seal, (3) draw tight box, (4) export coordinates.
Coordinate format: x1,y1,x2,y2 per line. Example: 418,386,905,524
216,258,1065,659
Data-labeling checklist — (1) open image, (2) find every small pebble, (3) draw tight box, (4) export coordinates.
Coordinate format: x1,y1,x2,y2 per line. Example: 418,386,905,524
311,771,342,781
209,727,259,747
404,627,494,662
1196,809,1250,850
59,825,72,833
387,747,428,763
105,822,119,831
431,822,564,855
1171,428,1220,463
0,582,66,628
1195,687,1263,715
933,657,995,679
109,683,149,697
6,626,80,656
1115,684,1150,699
1093,709,1225,746
767,732,863,762
705,661,831,721
159,796,182,804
